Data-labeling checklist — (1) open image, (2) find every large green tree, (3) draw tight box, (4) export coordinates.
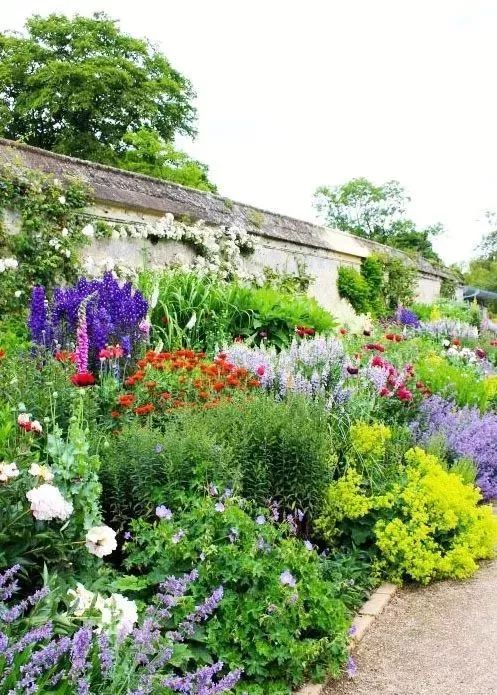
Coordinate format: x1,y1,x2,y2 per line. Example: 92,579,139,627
466,212,497,293
0,13,216,191
313,177,442,262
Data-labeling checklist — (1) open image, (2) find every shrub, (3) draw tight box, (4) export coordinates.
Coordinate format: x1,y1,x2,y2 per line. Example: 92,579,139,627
100,418,235,529
125,493,350,693
197,393,336,517
316,447,497,584
360,256,385,315
337,266,370,315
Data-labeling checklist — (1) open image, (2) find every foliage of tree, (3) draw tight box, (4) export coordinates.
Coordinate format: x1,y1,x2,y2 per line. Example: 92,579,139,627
465,212,497,296
314,177,442,262
120,129,217,192
0,13,216,192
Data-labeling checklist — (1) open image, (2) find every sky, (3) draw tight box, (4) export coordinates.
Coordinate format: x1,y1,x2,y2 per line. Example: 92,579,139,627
3,0,497,265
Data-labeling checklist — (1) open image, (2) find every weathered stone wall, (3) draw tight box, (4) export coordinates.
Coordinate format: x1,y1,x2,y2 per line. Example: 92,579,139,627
0,138,460,311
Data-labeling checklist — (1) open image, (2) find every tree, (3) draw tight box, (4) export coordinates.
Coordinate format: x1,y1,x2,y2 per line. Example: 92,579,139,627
0,13,216,192
120,129,217,193
313,177,442,262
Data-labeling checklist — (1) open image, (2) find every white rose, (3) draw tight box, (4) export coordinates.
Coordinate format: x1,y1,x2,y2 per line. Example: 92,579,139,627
81,224,95,238
58,195,66,204
29,463,54,483
14,290,22,298
0,462,19,482
61,228,69,237
64,249,71,258
67,583,105,617
26,484,73,521
85,525,117,558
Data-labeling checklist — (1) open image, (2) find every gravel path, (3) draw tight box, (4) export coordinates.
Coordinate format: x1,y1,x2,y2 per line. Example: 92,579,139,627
324,559,497,695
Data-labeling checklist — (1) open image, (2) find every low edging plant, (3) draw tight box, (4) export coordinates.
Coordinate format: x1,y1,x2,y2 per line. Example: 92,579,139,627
0,564,242,695
123,492,352,695
316,446,497,584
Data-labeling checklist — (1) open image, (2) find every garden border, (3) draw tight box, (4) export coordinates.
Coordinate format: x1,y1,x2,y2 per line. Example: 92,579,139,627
294,582,399,695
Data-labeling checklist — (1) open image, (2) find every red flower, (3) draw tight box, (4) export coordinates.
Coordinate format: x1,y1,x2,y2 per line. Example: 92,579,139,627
160,392,171,401
198,391,210,400
396,387,413,402
71,372,96,387
371,356,385,367
110,411,121,419
118,394,135,407
346,365,359,375
365,343,385,352
379,387,390,397
452,339,461,347
248,379,261,387
385,333,395,341
145,380,157,389
134,403,155,416
213,382,225,392
256,365,266,376
0,349,5,360
475,348,487,359
339,328,347,335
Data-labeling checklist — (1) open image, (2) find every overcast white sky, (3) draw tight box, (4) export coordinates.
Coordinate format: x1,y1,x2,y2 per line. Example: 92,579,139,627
4,0,497,265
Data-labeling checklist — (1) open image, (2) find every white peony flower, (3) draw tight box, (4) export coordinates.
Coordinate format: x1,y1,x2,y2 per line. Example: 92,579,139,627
31,420,43,434
100,593,138,638
26,484,73,521
67,583,105,616
61,228,69,237
58,195,66,204
14,290,22,298
29,463,54,483
0,462,20,482
85,525,117,558
17,413,31,427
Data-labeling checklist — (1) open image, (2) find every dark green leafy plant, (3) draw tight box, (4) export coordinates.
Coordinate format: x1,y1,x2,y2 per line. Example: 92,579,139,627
337,266,370,315
124,493,351,694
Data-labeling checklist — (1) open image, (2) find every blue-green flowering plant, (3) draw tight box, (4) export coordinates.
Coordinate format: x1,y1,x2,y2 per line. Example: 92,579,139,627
123,490,350,695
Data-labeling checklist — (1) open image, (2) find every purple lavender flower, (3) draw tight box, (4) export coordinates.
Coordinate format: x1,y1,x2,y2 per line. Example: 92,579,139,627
98,632,113,677
412,395,497,498
70,627,92,680
1,586,50,623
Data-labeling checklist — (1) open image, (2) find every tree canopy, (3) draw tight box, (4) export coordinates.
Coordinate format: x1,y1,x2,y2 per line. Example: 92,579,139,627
314,177,442,262
0,13,216,191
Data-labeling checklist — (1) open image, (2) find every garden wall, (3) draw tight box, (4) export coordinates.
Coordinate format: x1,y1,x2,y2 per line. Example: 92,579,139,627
0,138,455,311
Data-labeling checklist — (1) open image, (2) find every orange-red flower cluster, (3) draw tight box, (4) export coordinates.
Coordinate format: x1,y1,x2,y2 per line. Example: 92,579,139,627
99,345,124,359
55,350,76,363
113,349,261,420
71,372,96,387
385,333,403,342
295,325,316,337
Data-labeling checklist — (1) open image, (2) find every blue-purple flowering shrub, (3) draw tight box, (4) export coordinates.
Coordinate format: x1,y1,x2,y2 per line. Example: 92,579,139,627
412,395,497,499
124,492,350,694
28,272,148,364
0,564,241,695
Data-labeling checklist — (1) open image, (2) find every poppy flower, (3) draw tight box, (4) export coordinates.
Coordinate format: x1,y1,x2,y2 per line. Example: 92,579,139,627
256,365,266,376
346,365,359,375
339,328,347,335
365,343,385,352
385,333,395,341
0,349,5,360
452,339,461,347
475,348,487,359
71,372,96,387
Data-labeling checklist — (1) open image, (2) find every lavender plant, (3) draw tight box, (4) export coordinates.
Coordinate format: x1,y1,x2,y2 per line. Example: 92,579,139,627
0,565,241,695
412,395,497,499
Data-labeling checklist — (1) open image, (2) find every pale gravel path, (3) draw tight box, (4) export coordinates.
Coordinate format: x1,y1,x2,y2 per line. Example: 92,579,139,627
324,559,497,695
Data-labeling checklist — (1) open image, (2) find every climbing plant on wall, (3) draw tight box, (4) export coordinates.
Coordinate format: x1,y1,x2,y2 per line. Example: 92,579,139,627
0,162,90,315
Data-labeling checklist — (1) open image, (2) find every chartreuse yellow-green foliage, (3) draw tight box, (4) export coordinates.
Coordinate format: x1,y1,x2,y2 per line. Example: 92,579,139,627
317,446,497,584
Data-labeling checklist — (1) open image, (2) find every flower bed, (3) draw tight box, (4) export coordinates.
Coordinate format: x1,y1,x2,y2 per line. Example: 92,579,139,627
1,278,497,695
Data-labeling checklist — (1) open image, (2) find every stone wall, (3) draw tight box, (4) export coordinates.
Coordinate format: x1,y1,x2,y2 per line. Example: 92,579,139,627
0,138,458,311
